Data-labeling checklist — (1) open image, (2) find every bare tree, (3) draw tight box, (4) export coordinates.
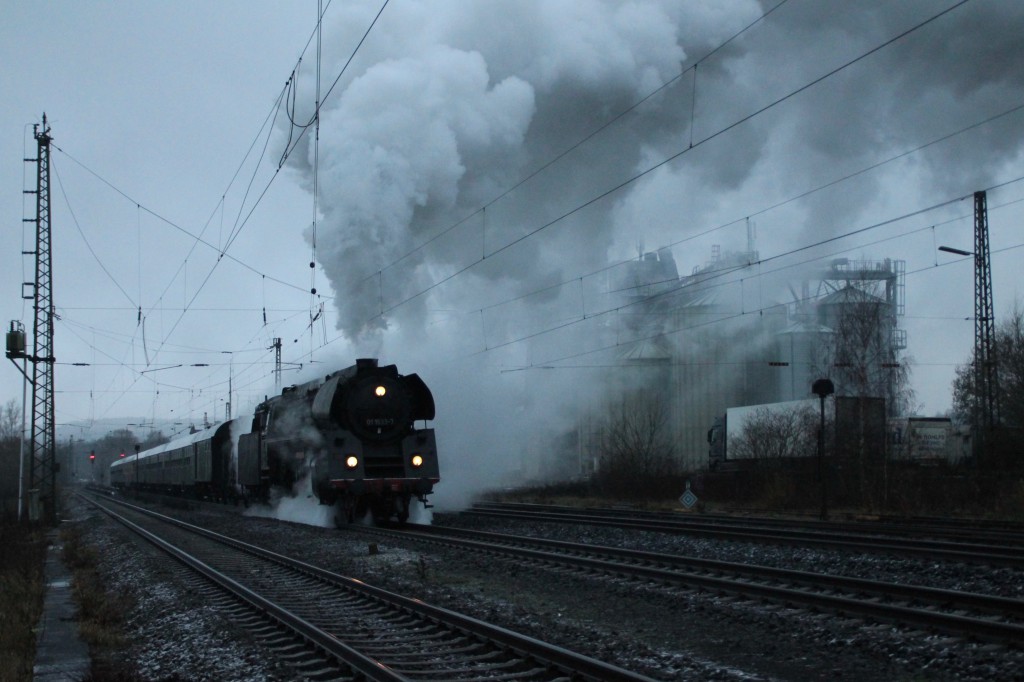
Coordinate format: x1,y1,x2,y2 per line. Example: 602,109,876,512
0,399,19,442
953,302,1024,431
141,430,171,450
594,390,678,497
728,404,818,466
0,400,22,518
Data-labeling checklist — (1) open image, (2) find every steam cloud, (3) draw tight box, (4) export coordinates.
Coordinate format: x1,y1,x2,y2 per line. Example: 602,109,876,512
280,1,1024,501
287,0,765,342
289,1,1024,343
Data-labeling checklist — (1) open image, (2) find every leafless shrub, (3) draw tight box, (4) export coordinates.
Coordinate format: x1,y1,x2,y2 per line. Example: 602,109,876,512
728,404,819,467
593,391,679,498
953,302,1024,469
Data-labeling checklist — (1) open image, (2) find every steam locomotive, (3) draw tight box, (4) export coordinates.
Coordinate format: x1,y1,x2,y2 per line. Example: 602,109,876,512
110,358,439,523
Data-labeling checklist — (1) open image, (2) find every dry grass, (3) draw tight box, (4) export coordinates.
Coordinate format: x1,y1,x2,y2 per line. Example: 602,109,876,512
59,524,140,680
0,522,47,682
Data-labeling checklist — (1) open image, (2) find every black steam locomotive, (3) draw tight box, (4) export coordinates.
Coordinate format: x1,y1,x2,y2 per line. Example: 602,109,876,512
110,359,439,523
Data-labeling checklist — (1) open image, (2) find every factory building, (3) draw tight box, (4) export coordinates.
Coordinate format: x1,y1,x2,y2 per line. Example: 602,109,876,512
609,244,907,470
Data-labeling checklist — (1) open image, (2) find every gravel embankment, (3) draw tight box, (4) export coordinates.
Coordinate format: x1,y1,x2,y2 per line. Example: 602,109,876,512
69,497,1024,681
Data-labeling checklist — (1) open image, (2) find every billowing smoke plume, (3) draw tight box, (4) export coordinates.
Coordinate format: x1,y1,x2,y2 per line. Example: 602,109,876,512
280,1,1024,504
286,0,764,342
288,1,1024,344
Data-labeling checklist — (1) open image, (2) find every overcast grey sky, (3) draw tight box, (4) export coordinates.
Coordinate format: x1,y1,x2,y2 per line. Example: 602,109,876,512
3,1,1023,496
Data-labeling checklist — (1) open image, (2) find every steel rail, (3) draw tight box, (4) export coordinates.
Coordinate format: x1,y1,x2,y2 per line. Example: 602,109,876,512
85,493,657,682
465,505,1024,567
84,495,405,681
475,501,1024,546
357,523,1024,645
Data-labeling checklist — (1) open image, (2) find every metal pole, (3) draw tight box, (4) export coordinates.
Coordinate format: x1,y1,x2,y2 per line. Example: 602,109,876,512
819,395,827,520
222,350,233,420
973,191,999,466
17,355,27,521
811,378,834,520
27,115,57,524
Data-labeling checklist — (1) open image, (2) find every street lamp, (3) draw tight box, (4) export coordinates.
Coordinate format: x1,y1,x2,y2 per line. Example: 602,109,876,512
812,378,835,520
938,245,972,257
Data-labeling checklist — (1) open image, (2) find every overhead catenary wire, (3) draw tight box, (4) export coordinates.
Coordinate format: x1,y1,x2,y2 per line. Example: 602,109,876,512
48,0,1002,426
486,180,1024,361
46,11,327,347
277,174,1023,377
47,2,383,424
472,99,1024,317
51,142,309,297
500,236,1024,375
146,0,387,363
41,0,842,424
53,76,304,383
51,159,137,309
371,0,973,321
362,0,792,278
496,197,1024,373
168,3,989,380
309,0,325,354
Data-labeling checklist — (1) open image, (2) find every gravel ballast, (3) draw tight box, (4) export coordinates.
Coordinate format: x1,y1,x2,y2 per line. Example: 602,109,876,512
68,495,1024,681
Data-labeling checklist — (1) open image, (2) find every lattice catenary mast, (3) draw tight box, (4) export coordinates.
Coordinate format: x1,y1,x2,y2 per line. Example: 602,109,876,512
973,191,1000,445
26,115,57,524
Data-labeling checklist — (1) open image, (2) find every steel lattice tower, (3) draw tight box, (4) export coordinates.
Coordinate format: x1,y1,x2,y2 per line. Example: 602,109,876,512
973,191,1000,452
26,115,57,524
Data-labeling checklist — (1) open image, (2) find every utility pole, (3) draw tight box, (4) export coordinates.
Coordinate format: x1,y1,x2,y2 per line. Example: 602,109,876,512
6,322,28,521
972,190,1000,463
22,115,57,524
221,350,233,420
270,337,282,393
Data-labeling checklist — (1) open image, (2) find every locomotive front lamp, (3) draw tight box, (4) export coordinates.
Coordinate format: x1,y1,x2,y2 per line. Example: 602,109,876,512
410,454,424,468
345,455,359,469
375,385,387,397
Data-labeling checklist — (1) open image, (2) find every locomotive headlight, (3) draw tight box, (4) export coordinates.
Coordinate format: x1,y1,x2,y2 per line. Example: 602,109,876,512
374,385,387,397
410,454,424,468
345,455,359,469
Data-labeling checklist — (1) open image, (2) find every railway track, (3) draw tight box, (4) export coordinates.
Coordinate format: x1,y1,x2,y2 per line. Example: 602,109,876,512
355,521,1024,646
80,493,657,681
464,502,1024,567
